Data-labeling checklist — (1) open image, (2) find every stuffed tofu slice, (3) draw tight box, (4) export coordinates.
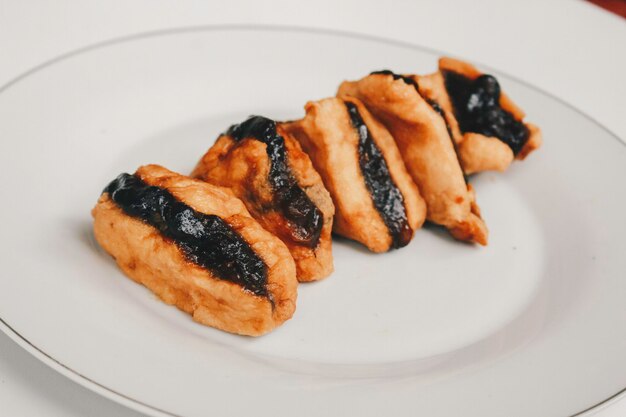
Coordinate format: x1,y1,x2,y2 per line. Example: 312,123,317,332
430,57,542,174
283,97,426,252
338,71,488,245
192,116,334,282
92,164,297,336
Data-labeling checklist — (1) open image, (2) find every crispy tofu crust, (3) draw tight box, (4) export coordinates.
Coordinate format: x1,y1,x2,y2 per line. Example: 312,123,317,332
192,126,334,282
283,97,426,252
92,165,297,336
338,73,488,245
437,57,542,171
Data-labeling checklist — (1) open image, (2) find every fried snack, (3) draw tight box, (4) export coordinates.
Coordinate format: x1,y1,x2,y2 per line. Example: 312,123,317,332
283,97,426,252
192,116,334,282
338,71,488,245
92,164,297,336
409,71,512,174
429,57,542,174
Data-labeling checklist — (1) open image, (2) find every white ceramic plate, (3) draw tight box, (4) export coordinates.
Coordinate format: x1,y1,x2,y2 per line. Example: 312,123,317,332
0,26,624,417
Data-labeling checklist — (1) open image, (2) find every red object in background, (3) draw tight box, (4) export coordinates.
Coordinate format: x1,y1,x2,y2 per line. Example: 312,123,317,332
587,0,626,18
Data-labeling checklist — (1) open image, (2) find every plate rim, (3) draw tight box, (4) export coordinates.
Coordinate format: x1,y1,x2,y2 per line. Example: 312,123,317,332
0,24,624,417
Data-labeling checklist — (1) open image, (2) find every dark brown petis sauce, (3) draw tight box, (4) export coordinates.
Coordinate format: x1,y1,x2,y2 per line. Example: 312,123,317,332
442,70,529,155
226,116,323,248
104,173,270,299
345,102,412,249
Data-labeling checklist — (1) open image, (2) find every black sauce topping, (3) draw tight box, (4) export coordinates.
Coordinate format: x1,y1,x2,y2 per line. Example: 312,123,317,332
104,173,269,298
345,102,412,249
443,71,529,155
226,116,323,248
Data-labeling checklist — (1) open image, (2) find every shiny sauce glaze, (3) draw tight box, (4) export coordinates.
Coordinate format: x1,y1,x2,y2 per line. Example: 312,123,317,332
226,116,323,248
443,71,529,155
345,102,412,249
104,173,269,298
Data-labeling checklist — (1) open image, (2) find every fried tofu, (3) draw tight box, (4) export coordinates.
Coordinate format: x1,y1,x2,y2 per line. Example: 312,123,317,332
283,97,426,252
338,71,488,245
192,116,334,282
92,164,298,336
434,57,542,173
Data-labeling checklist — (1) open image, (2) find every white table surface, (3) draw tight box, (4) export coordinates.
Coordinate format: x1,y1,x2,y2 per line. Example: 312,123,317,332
0,1,624,416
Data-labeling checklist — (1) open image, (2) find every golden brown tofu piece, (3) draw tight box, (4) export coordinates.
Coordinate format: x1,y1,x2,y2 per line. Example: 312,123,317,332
431,57,542,173
283,97,426,252
92,164,297,336
192,116,334,282
338,71,488,245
